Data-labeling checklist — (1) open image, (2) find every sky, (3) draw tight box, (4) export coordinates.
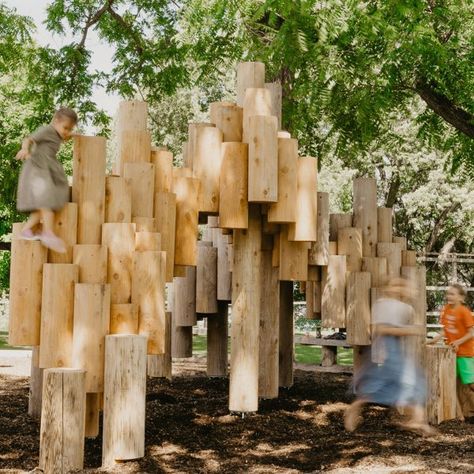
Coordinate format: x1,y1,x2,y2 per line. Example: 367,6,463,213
4,0,121,118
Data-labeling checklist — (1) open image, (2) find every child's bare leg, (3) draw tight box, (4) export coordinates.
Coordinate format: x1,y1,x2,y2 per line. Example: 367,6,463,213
38,208,66,253
22,212,41,231
344,399,365,432
39,208,55,234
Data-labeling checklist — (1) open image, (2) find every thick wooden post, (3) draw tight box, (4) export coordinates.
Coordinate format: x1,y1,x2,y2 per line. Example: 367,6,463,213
8,240,47,346
133,216,156,232
229,205,262,412
236,62,265,106
73,244,108,284
187,123,215,170
267,138,298,223
289,157,318,241
353,178,378,257
207,302,229,377
174,176,200,266
346,272,372,345
259,250,280,399
377,242,402,278
48,203,78,263
321,255,346,329
115,130,151,176
105,176,132,223
151,149,173,193
85,393,101,438
124,162,155,218
132,250,166,354
172,322,193,358
173,266,197,326
393,236,407,250
219,142,249,229
309,192,329,266
210,103,243,142
110,304,139,334
279,225,309,281
28,347,44,418
402,250,417,266
217,231,232,301
337,227,363,272
265,81,282,130
72,284,111,392
279,281,294,388
72,135,106,244
361,257,387,288
39,369,86,473
329,213,353,241
147,311,172,379
102,223,136,304
377,207,393,243
196,245,218,314
135,231,161,251
102,335,147,466
40,264,78,368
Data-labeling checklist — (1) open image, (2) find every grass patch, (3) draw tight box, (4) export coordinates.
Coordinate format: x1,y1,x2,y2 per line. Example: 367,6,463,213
193,335,353,365
0,331,24,350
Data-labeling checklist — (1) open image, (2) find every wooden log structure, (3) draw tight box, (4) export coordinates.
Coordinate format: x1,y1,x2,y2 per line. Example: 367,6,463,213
229,205,262,412
242,87,273,144
124,162,155,219
110,304,139,334
321,255,346,329
105,176,132,224
309,192,330,266
102,335,147,466
187,123,215,170
8,240,47,346
267,137,298,223
279,225,309,281
279,280,294,388
39,368,86,473
102,223,136,304
28,347,44,419
72,135,106,244
135,231,161,252
377,242,402,278
207,302,229,377
402,250,417,266
115,130,151,176
132,216,156,232
172,322,193,358
377,207,393,243
151,148,173,193
217,231,232,301
289,157,318,241
39,264,78,368
196,245,218,314
147,311,172,380
247,115,278,203
265,81,282,130
72,283,111,392
353,178,378,257
361,257,388,288
85,393,101,439
329,213,353,241
393,236,407,250
346,272,372,346
236,61,265,107
337,227,363,272
210,103,243,142
48,203,78,264
132,250,166,354
73,244,108,284
173,266,197,326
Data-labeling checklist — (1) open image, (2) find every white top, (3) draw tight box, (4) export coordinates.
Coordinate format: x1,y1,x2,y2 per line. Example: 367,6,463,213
372,298,414,327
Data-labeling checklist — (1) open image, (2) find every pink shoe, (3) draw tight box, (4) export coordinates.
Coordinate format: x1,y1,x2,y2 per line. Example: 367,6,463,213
19,228,40,241
40,232,67,253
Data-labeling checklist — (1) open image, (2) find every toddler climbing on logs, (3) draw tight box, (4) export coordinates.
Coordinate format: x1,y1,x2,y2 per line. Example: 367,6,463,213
15,107,77,253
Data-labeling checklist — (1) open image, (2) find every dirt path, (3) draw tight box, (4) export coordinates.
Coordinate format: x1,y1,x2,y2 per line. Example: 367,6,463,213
1,360,473,473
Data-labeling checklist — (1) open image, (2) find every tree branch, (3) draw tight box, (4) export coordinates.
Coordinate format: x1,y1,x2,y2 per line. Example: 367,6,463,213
107,5,144,55
425,202,461,252
415,81,474,139
385,173,400,208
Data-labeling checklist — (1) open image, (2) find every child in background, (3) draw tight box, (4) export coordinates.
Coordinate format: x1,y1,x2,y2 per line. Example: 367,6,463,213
15,108,77,253
428,284,474,412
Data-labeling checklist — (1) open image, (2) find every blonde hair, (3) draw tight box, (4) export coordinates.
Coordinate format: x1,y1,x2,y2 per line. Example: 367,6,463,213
449,283,467,302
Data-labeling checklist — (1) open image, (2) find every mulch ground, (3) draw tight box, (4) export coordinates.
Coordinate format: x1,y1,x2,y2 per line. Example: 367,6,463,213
1,360,474,473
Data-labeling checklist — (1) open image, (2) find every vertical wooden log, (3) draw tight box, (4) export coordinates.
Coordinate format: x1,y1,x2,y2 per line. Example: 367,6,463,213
229,205,262,412
236,61,265,107
346,272,372,345
110,303,139,334
72,283,110,392
279,225,309,281
377,207,393,243
361,257,388,288
248,115,278,203
116,100,148,131
102,335,147,465
28,347,44,418
39,369,86,473
267,138,298,223
151,149,173,193
242,88,273,143
187,123,215,170
155,191,177,282
321,256,346,329
73,135,106,244
172,321,193,358
135,231,161,251
289,157,318,241
219,142,249,229
85,393,101,438
174,176,200,266
193,126,223,213
426,346,457,424
309,192,329,266
48,203,78,263
132,216,156,232
132,251,166,354
73,244,108,284
217,231,232,301
105,176,132,223
259,250,280,399
207,302,229,377
147,311,172,379
377,242,402,278
40,264,78,368
8,240,47,346
329,213,353,241
196,245,218,313
210,101,235,123
124,162,155,218
402,250,417,266
265,81,282,130
337,227,363,272
272,233,280,267
279,281,294,388
115,130,151,175
102,223,136,304
353,178,378,257
393,236,408,250
211,103,243,142
173,266,197,326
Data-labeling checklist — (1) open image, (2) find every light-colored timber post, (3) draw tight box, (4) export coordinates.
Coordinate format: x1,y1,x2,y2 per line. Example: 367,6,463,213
236,61,265,106
309,192,330,266
279,225,309,281
346,272,372,345
39,369,86,473
337,227,363,272
147,311,172,379
173,266,197,326
329,213,353,241
265,81,283,130
48,203,78,264
28,347,44,418
377,207,393,243
321,255,347,329
105,176,132,223
207,302,229,377
110,303,139,334
102,334,147,466
73,244,108,284
124,162,155,218
85,393,101,439
377,242,402,278
151,148,173,193
353,178,378,257
196,245,218,314
279,280,294,388
211,104,243,141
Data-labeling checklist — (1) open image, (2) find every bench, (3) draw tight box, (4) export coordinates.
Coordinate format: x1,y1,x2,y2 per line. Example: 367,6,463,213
294,335,351,367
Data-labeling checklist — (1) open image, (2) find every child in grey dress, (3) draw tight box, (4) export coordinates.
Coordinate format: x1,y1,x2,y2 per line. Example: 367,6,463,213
16,108,77,253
